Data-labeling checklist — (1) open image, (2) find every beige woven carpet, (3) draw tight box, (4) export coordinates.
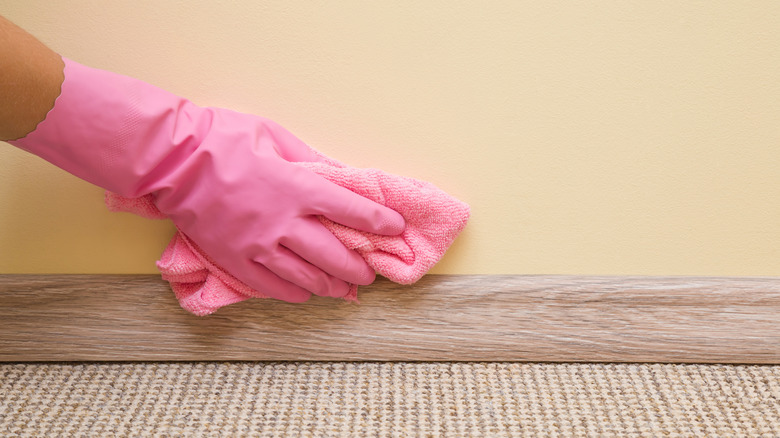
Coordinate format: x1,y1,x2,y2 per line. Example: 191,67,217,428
1,362,779,437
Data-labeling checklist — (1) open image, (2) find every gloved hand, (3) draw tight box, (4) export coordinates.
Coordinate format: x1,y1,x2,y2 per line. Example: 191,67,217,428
10,57,405,302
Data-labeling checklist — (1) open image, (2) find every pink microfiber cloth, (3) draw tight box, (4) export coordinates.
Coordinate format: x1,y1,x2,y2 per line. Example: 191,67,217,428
106,152,470,316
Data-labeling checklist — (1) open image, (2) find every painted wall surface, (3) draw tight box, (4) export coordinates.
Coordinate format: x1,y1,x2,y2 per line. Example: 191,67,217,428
1,1,779,275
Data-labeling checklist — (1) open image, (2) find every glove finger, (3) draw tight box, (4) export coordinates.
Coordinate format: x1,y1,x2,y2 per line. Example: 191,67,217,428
254,244,351,298
308,178,405,236
231,256,313,303
280,216,376,286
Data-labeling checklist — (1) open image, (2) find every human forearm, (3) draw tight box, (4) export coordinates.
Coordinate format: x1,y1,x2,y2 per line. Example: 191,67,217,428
0,14,64,141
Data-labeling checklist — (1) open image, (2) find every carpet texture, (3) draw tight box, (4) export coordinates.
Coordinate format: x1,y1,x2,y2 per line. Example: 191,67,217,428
1,362,779,437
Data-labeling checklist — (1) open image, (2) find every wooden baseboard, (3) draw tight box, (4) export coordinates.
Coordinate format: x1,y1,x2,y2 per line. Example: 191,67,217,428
0,274,778,363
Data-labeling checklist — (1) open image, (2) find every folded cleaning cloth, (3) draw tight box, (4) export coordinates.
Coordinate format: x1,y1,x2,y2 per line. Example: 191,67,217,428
106,152,470,316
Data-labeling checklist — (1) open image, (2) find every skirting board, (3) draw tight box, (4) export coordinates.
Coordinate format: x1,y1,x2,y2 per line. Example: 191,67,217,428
0,274,778,363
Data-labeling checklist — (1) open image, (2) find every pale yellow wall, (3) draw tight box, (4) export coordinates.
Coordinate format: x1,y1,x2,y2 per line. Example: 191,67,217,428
2,1,780,276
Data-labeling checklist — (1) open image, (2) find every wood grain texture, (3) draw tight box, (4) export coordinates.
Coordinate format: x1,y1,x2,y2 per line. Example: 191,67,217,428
0,274,778,363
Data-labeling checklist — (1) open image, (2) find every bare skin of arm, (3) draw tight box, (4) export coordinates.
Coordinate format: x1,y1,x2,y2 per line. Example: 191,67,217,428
0,15,64,141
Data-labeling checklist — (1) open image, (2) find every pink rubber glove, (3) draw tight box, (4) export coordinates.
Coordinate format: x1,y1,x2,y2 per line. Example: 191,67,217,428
10,57,405,302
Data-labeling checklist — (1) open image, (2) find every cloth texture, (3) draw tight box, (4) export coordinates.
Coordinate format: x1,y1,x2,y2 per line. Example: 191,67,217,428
106,153,470,315
2,362,779,437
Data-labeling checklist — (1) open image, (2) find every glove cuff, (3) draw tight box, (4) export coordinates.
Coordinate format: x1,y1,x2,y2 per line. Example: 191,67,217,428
10,57,209,198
